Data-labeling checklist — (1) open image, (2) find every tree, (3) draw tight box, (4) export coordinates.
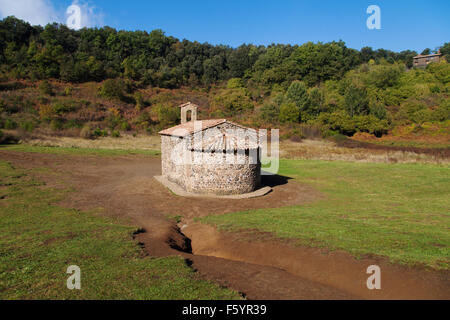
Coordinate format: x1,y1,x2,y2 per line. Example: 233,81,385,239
157,105,179,126
279,102,300,123
285,81,308,110
99,79,126,100
440,42,450,61
260,103,279,122
227,78,244,89
307,87,326,116
343,82,369,117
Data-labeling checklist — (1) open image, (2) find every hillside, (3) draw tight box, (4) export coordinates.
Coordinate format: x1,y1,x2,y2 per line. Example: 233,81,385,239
0,16,449,148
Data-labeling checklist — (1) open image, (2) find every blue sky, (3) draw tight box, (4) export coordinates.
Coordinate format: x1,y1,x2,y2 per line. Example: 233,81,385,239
1,0,449,52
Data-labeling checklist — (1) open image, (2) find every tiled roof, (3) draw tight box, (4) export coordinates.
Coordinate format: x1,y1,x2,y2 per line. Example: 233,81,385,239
191,131,259,151
179,102,199,108
159,119,227,137
413,53,443,59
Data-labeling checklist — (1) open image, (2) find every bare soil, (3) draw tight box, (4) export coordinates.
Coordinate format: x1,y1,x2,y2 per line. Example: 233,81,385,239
1,150,448,300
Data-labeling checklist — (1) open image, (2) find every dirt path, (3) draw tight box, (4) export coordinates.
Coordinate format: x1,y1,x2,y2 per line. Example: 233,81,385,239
1,150,448,300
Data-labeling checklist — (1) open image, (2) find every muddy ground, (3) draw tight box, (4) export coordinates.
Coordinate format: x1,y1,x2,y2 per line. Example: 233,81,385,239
1,150,448,300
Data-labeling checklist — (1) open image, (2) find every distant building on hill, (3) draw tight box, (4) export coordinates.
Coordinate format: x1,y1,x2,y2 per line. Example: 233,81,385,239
413,51,444,68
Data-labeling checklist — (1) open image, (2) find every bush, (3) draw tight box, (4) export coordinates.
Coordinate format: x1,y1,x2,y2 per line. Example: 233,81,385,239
316,111,389,137
39,80,53,96
111,130,120,138
93,128,108,138
211,88,253,117
63,87,73,96
397,100,427,124
52,101,76,114
49,119,63,131
99,79,126,100
279,102,300,123
315,111,357,136
4,119,17,130
364,63,403,89
106,107,122,130
354,115,389,137
19,121,34,132
157,105,179,126
120,121,131,131
433,99,450,122
64,119,82,129
134,91,145,110
80,124,94,139
39,105,52,121
227,78,244,89
259,103,279,122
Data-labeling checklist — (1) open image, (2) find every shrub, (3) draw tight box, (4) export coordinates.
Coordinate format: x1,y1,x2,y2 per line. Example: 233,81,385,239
433,99,450,122
52,101,76,114
279,102,300,123
315,111,357,136
50,119,63,131
63,87,73,96
397,100,427,124
19,121,34,132
64,119,82,129
80,124,94,139
288,128,305,142
111,130,120,138
157,105,179,126
4,119,17,130
364,63,403,89
120,121,131,131
211,88,253,117
39,105,56,121
259,103,279,122
134,91,145,110
93,128,108,138
106,107,122,130
227,78,244,89
354,115,389,137
39,80,53,96
426,62,450,84
99,79,126,100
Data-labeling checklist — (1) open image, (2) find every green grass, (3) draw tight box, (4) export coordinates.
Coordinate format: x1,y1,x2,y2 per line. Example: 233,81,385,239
200,159,450,270
0,144,160,156
0,161,239,300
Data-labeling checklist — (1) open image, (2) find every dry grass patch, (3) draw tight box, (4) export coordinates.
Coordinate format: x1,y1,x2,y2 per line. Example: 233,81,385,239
280,139,449,164
19,133,161,151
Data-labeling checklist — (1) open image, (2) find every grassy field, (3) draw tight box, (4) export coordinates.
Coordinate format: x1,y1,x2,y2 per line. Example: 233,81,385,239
1,144,448,300
0,160,239,300
200,159,450,270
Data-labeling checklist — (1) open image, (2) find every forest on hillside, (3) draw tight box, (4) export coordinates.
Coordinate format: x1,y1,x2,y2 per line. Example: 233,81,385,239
0,16,449,143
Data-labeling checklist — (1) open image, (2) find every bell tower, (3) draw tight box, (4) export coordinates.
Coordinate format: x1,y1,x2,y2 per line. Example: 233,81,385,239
180,102,198,124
